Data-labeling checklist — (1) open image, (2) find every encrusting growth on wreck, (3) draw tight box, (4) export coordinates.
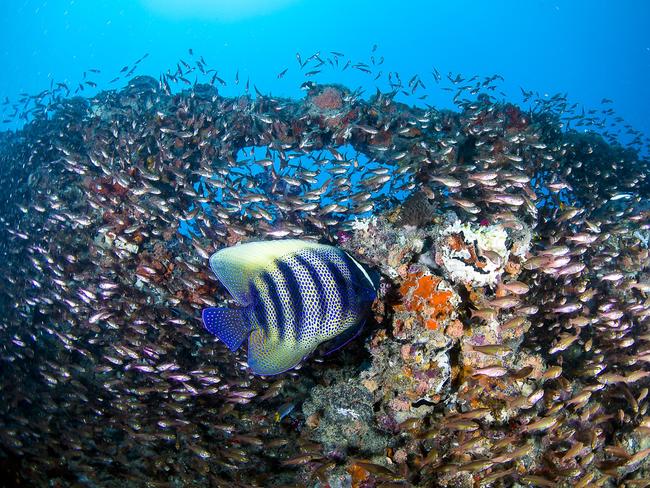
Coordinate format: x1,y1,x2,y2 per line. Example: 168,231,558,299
0,63,649,487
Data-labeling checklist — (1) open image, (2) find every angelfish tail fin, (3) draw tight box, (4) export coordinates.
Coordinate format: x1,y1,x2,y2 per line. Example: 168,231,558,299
202,307,250,352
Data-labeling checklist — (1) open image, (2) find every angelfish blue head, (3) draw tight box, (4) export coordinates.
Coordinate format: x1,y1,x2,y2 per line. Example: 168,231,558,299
201,239,376,375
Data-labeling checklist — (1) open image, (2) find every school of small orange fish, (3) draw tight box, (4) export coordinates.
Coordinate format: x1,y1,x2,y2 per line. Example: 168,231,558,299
0,49,649,487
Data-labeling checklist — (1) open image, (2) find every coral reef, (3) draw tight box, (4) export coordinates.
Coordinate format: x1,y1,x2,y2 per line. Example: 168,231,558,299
397,267,458,332
430,217,527,287
310,86,345,111
302,382,388,455
0,61,649,488
387,191,438,228
339,216,426,279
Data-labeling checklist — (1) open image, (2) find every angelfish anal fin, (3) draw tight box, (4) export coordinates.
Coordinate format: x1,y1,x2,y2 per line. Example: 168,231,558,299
202,307,250,352
319,318,367,356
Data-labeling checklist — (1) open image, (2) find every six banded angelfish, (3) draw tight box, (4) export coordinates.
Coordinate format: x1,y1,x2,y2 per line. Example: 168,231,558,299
202,239,377,375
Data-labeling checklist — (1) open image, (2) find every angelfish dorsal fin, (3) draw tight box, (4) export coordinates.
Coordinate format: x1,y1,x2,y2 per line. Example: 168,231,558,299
209,239,321,305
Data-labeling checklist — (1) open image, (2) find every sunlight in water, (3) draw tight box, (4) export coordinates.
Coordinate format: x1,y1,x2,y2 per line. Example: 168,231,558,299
142,0,301,20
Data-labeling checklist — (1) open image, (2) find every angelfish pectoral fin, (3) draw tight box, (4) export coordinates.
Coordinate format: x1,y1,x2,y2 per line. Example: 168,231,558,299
202,307,250,352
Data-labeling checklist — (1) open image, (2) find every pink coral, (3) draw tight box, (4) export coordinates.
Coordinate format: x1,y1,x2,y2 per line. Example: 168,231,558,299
311,87,343,110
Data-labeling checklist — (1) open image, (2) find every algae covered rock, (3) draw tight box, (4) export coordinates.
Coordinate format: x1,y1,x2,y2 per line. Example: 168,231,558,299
302,381,389,455
340,215,426,279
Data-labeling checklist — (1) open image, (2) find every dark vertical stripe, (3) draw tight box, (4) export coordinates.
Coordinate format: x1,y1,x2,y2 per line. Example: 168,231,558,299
295,254,327,329
340,250,377,312
249,281,267,333
261,271,286,341
324,258,350,312
277,260,303,340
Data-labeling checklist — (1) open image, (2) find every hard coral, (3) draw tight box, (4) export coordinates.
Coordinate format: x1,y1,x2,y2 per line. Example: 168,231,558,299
311,86,344,111
431,218,530,287
302,382,388,455
390,192,438,228
363,336,452,424
504,104,529,130
340,216,425,279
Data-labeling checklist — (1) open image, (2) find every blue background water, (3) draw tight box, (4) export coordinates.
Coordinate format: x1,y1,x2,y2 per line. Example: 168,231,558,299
1,0,649,138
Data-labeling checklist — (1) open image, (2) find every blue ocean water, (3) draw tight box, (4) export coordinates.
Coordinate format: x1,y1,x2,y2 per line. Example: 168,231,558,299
1,0,649,138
